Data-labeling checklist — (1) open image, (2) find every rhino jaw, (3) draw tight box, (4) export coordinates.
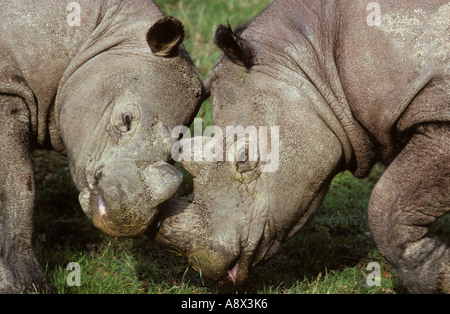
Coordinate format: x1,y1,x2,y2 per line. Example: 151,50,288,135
79,161,183,237
151,197,252,287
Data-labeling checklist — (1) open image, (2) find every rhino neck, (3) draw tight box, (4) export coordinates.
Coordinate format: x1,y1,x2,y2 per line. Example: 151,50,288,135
56,0,164,102
242,0,377,178
51,0,164,153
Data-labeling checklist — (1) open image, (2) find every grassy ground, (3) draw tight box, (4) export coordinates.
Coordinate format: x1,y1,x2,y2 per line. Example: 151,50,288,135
32,0,449,294
35,153,400,294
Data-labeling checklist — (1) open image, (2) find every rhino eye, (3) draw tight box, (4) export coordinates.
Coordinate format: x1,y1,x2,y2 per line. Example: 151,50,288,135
122,113,133,132
236,148,258,173
236,148,249,165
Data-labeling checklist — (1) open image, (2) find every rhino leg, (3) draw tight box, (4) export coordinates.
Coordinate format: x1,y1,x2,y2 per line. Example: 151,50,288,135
0,95,47,293
368,124,449,293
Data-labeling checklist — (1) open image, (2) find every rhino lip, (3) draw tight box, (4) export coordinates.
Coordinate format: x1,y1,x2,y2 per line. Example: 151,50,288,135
89,193,116,233
224,222,277,287
222,253,248,288
98,195,107,216
222,256,253,289
228,262,239,286
81,188,134,237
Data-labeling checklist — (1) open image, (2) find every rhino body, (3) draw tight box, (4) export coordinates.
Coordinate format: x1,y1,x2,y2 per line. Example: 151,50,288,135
154,0,449,293
0,0,203,293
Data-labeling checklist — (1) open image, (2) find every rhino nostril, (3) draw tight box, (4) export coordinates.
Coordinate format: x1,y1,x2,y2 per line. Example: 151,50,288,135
94,170,103,183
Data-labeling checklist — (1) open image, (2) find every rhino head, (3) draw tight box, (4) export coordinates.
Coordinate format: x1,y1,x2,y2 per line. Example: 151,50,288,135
151,24,349,286
56,17,204,237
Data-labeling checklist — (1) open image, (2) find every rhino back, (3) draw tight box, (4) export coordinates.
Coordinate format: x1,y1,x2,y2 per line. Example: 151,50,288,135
0,0,103,109
0,0,104,147
338,0,450,161
0,0,165,148
240,0,449,174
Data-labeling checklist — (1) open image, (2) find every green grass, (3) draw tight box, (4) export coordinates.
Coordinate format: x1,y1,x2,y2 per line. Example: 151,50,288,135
32,0,449,294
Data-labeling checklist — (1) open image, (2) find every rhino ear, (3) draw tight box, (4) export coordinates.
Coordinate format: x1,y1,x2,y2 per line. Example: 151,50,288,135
214,23,255,69
147,17,184,57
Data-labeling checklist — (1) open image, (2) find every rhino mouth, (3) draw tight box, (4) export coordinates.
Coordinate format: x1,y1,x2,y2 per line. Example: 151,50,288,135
215,246,266,288
91,193,124,236
78,161,183,237
153,199,277,288
98,195,107,216
225,220,279,288
91,194,142,237
79,188,152,237
220,237,270,288
228,262,239,286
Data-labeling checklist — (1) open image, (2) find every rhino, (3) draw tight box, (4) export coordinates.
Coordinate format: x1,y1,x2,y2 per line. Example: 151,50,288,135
153,0,449,293
0,0,204,293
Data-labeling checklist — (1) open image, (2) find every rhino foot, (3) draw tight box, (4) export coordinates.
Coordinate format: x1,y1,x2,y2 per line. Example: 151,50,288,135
368,124,449,293
0,250,50,294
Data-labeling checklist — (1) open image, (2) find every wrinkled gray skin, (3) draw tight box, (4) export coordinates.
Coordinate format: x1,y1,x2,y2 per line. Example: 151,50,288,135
154,0,449,293
0,0,203,293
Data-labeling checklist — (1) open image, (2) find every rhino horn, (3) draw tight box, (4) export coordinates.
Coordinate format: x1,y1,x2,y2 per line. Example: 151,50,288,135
179,159,202,178
177,136,219,177
150,197,203,255
147,16,184,57
142,161,183,203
